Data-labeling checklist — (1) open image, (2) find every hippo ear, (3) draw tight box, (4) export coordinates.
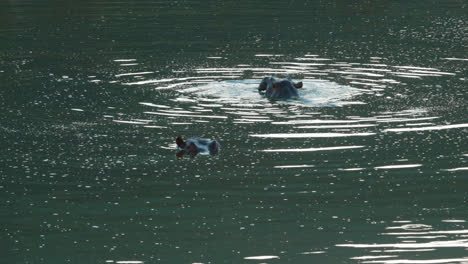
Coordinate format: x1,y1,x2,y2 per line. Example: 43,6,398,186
258,77,270,91
209,141,219,153
176,136,186,148
294,82,303,89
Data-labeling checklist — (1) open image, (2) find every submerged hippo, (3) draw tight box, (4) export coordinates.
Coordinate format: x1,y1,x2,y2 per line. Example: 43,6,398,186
258,77,303,99
176,136,220,158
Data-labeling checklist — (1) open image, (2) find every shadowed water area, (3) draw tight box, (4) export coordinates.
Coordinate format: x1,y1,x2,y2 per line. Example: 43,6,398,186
1,0,468,263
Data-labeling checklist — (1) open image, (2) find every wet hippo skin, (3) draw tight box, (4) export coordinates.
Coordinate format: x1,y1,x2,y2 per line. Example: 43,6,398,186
258,77,303,99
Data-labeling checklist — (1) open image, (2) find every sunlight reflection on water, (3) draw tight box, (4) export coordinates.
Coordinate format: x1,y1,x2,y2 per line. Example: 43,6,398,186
38,53,466,264
108,55,465,178
336,220,468,263
116,54,456,110
3,0,468,263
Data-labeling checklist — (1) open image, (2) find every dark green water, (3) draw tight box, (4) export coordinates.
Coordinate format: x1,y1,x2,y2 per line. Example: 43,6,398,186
1,1,468,263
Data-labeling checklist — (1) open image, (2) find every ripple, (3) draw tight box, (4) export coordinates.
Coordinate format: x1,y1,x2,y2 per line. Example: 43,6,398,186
273,119,361,125
384,123,468,132
374,249,436,253
376,117,439,123
332,70,385,77
264,145,365,152
408,70,456,76
383,230,468,235
112,120,148,125
340,168,365,171
178,79,362,106
255,54,283,57
442,220,466,223
274,164,315,168
144,111,227,119
442,167,468,172
296,124,376,129
115,71,155,77
374,164,422,170
111,55,458,115
337,219,468,263
243,255,280,260
113,59,136,62
360,257,468,264
337,239,468,248
386,224,432,230
393,66,439,71
442,57,468,61
351,255,398,260
396,236,447,239
299,251,326,254
139,102,170,108
234,118,271,123
250,132,375,138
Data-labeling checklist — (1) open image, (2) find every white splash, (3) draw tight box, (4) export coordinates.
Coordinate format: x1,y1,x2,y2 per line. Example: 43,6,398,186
178,79,363,106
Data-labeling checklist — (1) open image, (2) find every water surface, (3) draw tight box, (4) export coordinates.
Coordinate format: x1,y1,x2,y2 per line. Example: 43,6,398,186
1,1,468,263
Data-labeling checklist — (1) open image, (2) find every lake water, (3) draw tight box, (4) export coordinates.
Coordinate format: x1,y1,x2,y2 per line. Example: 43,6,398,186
1,1,468,263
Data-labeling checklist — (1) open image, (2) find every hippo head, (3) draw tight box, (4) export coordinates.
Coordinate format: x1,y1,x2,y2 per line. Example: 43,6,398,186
176,136,220,158
258,77,303,100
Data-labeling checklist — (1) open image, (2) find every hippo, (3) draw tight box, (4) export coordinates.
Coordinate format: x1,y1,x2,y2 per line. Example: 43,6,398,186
258,77,303,99
175,136,220,158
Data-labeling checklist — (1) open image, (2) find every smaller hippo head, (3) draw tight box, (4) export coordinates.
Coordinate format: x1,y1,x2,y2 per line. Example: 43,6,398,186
258,77,303,100
176,136,220,158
